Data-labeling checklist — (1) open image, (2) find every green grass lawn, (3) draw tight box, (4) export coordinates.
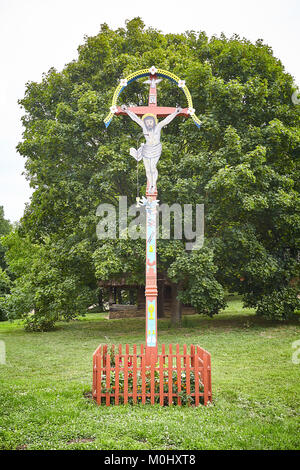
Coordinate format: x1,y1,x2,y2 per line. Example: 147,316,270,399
0,298,299,450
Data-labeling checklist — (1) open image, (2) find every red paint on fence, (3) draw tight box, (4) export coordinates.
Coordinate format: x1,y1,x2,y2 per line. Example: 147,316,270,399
186,352,191,406
92,344,212,406
159,354,164,406
106,355,111,406
133,353,137,404
115,354,120,405
124,353,128,404
141,353,146,405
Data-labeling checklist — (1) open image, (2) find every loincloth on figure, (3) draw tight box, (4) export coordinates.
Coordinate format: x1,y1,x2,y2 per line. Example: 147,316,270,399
141,143,162,159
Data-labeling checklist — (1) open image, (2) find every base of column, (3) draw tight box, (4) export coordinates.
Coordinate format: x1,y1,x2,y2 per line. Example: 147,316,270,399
145,345,158,366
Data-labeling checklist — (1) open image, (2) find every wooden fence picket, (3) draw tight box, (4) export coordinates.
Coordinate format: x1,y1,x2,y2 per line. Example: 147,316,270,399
168,352,173,406
176,347,181,406
208,352,212,402
141,354,146,404
92,351,97,399
115,354,120,405
186,354,191,406
93,345,101,401
194,349,199,406
159,354,164,406
149,360,154,404
96,349,102,405
106,354,111,406
124,354,128,404
203,351,208,406
133,353,137,404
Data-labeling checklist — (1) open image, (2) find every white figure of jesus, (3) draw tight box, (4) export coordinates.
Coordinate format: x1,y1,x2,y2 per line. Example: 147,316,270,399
121,105,182,193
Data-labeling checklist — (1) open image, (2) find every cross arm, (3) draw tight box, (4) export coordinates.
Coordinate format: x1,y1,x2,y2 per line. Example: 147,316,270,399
115,106,189,118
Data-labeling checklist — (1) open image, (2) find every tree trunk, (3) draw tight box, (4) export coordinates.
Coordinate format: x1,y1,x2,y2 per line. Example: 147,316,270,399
137,286,145,308
108,287,114,306
171,282,182,326
129,289,135,305
117,288,122,304
98,289,104,310
157,280,165,318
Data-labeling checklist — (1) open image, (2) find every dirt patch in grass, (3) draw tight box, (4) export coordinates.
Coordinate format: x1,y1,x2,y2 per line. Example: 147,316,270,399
66,438,95,444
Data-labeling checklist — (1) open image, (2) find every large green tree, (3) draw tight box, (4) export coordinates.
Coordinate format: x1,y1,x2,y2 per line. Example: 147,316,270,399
5,18,299,329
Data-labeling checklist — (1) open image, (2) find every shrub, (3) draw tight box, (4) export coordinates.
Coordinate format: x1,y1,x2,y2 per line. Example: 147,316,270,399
255,287,300,321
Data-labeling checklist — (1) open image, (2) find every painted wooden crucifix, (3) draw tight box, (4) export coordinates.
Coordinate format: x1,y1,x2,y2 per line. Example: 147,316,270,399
104,66,200,364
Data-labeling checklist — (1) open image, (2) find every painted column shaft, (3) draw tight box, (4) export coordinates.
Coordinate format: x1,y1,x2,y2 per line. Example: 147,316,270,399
145,184,158,364
148,74,158,107
145,77,158,365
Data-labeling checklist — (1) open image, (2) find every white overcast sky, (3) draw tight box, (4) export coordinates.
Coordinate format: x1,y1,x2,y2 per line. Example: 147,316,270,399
0,0,299,222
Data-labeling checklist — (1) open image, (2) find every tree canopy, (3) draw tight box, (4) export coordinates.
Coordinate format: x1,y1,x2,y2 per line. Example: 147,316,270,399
2,17,299,329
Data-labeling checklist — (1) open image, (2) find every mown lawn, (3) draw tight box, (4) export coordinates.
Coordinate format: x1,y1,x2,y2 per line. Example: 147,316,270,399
0,299,299,450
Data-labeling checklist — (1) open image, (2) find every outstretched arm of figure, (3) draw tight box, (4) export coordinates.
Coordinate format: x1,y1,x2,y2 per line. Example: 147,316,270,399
122,105,144,128
157,107,182,130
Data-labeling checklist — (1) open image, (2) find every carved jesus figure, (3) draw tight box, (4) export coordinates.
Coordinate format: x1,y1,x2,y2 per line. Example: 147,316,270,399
121,105,182,193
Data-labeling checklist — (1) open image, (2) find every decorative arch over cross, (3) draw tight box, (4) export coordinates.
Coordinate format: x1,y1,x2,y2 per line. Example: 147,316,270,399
104,66,201,128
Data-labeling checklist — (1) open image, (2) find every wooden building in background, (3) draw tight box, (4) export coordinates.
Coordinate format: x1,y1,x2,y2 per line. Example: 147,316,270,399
98,276,196,322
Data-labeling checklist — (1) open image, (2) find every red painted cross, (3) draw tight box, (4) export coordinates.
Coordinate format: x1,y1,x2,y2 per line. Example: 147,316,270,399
117,73,188,365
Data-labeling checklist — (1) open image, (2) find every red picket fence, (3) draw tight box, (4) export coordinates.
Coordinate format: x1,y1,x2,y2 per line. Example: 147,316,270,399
93,344,212,406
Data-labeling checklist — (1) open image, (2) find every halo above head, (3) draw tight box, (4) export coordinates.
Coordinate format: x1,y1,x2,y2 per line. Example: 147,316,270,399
142,113,158,124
